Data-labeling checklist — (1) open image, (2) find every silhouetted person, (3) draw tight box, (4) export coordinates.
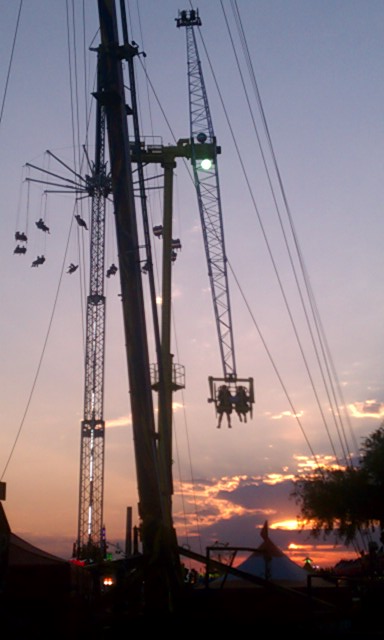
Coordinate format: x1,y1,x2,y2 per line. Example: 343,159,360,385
234,385,250,422
31,255,45,267
75,214,88,230
67,263,78,274
15,231,27,242
106,263,118,278
35,218,50,233
14,245,27,254
216,385,233,428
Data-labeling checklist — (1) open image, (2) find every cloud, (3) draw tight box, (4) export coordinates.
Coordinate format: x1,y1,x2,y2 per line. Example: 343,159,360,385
106,415,131,428
293,454,340,473
173,474,297,535
173,471,362,568
18,471,361,569
267,410,304,420
349,399,384,419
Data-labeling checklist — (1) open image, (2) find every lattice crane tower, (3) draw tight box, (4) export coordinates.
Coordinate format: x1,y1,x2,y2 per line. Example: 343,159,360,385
76,62,111,561
176,9,254,423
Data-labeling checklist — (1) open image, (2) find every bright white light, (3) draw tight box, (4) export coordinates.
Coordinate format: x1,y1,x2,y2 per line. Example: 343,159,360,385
200,158,212,170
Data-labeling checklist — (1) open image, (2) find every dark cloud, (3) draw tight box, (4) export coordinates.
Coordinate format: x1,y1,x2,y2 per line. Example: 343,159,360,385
176,512,358,569
217,477,296,512
19,474,364,570
182,512,265,549
190,478,218,489
173,474,364,568
362,402,381,414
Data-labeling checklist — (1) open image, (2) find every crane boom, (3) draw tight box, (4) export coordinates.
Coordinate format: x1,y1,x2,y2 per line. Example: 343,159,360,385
96,0,182,613
177,9,254,424
177,9,237,380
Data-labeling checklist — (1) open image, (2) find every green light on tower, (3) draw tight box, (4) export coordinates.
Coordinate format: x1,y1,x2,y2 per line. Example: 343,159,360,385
200,158,212,170
195,133,214,170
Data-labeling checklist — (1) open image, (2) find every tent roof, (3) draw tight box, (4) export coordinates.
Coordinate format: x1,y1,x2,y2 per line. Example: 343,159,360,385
238,543,308,584
8,533,67,566
0,502,67,566
211,521,309,587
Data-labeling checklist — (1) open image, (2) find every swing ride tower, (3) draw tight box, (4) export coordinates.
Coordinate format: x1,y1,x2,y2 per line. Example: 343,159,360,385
75,64,110,560
23,76,110,559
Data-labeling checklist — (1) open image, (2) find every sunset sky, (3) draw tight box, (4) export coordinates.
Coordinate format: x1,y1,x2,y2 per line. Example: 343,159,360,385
1,0,384,570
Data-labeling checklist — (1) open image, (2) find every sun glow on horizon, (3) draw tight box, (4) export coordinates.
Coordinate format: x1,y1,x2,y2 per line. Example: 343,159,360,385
270,519,302,530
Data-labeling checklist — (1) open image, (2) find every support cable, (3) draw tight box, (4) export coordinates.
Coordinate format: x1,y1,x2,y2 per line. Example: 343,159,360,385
227,0,356,463
1,215,77,480
0,0,23,134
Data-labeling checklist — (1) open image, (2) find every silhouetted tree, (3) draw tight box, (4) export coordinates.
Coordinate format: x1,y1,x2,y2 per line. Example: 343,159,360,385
292,424,384,545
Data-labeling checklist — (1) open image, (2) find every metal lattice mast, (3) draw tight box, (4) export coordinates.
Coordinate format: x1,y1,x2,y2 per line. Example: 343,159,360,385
76,64,109,560
177,9,237,380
